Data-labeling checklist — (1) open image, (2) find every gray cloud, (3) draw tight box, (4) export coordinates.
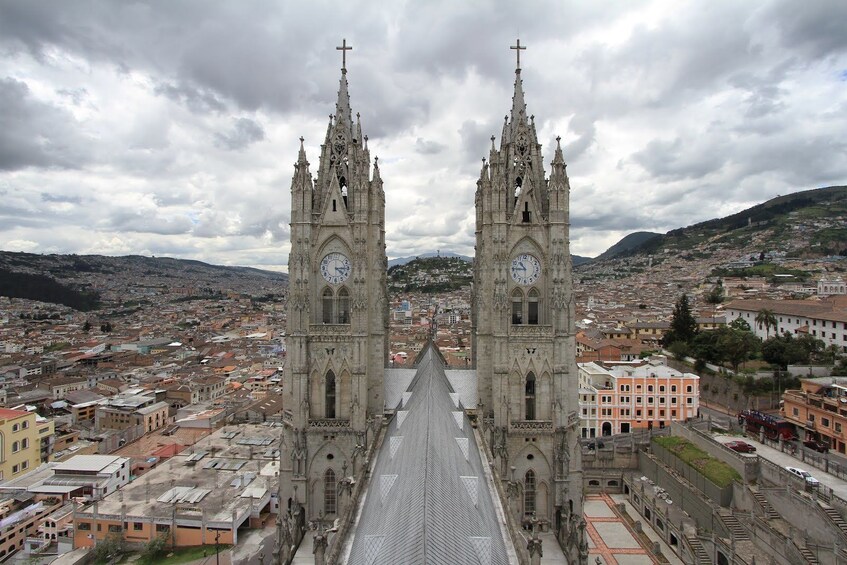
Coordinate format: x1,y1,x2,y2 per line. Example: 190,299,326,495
214,118,265,151
415,138,445,155
41,193,81,204
154,80,227,114
0,78,88,170
1,1,846,266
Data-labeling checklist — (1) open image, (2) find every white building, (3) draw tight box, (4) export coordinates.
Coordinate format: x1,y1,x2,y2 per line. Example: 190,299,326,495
725,298,847,352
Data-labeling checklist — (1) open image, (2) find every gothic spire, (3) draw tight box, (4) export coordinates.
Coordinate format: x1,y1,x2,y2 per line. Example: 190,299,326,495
335,67,354,139
510,67,528,128
509,39,528,128
334,39,354,139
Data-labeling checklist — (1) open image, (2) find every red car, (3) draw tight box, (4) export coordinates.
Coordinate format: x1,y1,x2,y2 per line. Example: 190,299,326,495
725,440,756,453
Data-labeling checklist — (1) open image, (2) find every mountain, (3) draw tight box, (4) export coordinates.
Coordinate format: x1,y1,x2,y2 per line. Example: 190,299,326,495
576,186,847,283
0,251,287,311
389,251,593,268
590,186,847,264
388,256,472,293
571,255,593,266
594,232,663,262
387,251,472,268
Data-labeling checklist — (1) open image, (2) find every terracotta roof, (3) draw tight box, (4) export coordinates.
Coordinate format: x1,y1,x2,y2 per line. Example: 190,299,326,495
0,408,28,420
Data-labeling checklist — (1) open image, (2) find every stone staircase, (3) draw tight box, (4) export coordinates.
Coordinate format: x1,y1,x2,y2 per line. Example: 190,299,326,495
750,488,779,520
718,509,750,541
797,543,820,564
820,504,847,538
684,534,711,565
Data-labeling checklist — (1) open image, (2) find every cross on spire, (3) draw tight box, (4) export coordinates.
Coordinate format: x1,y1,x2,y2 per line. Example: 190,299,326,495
510,38,526,70
337,38,352,71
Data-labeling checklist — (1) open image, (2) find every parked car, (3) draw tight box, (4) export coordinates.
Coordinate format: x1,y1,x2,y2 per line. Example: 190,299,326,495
803,439,829,453
725,440,756,453
786,466,820,486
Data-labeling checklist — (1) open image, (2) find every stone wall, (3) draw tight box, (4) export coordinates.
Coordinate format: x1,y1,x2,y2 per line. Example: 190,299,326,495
649,440,734,507
669,421,759,483
636,451,725,534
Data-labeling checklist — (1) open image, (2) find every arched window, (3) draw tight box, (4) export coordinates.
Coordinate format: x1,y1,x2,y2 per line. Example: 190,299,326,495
524,470,536,516
511,289,524,325
12,441,19,453
337,288,350,324
525,373,536,420
322,288,334,324
527,288,539,325
325,371,336,419
324,469,337,515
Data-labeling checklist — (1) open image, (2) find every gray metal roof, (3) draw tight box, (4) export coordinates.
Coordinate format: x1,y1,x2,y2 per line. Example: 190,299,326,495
344,346,515,564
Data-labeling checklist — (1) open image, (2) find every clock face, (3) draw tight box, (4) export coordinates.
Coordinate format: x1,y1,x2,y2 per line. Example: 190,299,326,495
510,253,541,286
320,252,351,284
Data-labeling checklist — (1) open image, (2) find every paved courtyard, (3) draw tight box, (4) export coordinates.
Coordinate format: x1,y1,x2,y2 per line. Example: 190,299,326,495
584,493,683,565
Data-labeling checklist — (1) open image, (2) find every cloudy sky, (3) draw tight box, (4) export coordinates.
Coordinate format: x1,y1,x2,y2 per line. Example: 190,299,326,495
1,1,846,271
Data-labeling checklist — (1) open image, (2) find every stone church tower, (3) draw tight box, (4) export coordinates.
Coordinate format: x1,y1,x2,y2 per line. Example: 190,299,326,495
279,40,388,539
473,41,587,562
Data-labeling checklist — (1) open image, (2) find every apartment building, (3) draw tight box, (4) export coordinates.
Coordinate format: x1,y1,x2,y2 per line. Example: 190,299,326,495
578,358,700,437
0,408,52,482
725,297,847,352
782,377,847,454
95,392,169,434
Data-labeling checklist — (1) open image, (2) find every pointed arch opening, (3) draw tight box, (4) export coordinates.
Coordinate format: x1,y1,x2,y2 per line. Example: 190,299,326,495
511,288,524,325
525,372,536,421
325,371,336,419
337,287,350,324
324,468,337,515
527,288,539,325
524,470,536,517
322,287,334,324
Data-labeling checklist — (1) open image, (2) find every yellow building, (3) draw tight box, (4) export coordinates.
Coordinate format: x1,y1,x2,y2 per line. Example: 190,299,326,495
0,408,50,482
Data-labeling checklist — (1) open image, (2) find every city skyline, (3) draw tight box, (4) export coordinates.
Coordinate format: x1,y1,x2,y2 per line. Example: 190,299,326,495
1,1,846,272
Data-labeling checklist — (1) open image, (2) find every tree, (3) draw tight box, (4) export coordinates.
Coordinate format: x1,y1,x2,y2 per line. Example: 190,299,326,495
762,333,808,370
795,334,826,363
706,280,724,312
730,316,751,332
718,327,760,373
668,341,690,361
91,533,125,564
141,535,169,562
755,309,777,339
663,293,698,347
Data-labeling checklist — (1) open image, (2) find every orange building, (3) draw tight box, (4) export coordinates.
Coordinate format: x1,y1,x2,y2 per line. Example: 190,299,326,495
578,358,699,437
782,377,847,454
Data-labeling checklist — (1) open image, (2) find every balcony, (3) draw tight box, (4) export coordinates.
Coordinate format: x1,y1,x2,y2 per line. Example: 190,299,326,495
308,419,352,431
508,325,553,340
309,324,352,338
510,420,553,434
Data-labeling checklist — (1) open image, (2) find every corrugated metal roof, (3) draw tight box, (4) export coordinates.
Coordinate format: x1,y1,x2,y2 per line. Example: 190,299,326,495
344,346,514,564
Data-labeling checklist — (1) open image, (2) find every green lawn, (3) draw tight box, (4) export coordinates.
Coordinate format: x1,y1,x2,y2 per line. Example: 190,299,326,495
653,436,741,487
121,544,231,565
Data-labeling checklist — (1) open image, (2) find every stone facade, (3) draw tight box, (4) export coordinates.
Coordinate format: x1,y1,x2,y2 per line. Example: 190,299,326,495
280,52,388,531
472,56,586,562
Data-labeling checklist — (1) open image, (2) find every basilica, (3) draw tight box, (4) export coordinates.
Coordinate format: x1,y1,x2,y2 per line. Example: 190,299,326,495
277,40,587,565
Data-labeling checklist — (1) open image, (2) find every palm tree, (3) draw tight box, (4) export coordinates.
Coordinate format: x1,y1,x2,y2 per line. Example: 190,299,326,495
755,309,777,339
